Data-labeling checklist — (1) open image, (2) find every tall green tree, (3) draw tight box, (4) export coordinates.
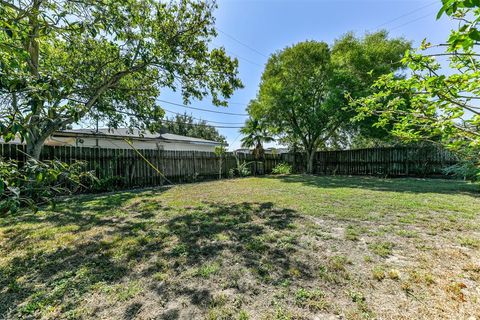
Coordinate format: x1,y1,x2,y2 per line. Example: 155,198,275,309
249,41,339,173
240,117,274,160
331,31,411,145
249,34,409,173
0,0,242,159
352,0,480,179
163,113,226,144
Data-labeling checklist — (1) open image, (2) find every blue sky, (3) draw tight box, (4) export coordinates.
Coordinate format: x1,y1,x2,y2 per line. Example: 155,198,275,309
161,0,456,150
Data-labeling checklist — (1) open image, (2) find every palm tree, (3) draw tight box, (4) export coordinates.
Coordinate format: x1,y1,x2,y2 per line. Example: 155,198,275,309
240,118,274,161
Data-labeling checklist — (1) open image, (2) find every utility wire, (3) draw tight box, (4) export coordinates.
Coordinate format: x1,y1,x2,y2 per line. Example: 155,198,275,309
373,0,438,29
136,115,244,129
230,132,243,149
156,99,249,116
217,28,269,58
389,11,436,31
124,138,175,186
163,108,245,125
104,108,245,129
232,54,262,67
227,101,250,106
212,42,263,67
160,118,243,129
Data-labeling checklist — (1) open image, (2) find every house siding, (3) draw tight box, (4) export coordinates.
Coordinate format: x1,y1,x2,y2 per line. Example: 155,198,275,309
46,136,217,152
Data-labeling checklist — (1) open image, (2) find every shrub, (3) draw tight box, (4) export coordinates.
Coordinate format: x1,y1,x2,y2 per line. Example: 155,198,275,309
229,154,252,178
443,160,480,182
89,176,128,192
0,158,95,214
272,162,292,174
237,161,252,177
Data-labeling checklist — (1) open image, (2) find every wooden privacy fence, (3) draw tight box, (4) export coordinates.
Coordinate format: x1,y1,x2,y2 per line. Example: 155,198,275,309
0,144,458,189
284,146,458,176
0,144,282,188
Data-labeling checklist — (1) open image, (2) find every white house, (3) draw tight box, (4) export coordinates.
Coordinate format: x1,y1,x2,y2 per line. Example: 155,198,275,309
46,128,223,152
9,128,224,152
234,147,289,155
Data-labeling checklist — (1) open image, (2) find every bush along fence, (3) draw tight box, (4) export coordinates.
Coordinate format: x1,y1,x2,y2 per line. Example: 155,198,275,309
0,144,458,190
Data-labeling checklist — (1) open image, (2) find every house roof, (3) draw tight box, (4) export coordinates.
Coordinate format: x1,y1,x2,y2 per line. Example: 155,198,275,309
235,147,289,154
54,128,223,146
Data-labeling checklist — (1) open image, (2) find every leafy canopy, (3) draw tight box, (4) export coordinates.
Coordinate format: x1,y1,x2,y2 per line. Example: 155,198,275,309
0,0,242,157
331,31,411,147
351,0,480,179
162,113,226,144
240,117,274,159
249,41,338,173
248,32,410,172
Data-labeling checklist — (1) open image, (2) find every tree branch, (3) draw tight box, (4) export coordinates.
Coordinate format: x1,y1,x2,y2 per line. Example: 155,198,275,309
0,0,24,13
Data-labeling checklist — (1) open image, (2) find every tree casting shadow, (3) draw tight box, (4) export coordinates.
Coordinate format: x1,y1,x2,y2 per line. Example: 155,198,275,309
1,196,310,319
270,174,479,196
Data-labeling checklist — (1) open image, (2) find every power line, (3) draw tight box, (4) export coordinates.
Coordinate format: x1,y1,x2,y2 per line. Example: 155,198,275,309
374,1,438,30
160,118,243,129
389,11,436,31
230,132,243,148
163,108,245,125
156,98,249,116
217,28,269,58
94,101,246,129
114,109,244,129
212,43,263,67
227,101,250,106
225,50,263,67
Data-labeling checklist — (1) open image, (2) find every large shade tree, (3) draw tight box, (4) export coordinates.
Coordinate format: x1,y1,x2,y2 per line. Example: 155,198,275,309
249,33,410,173
352,0,480,179
331,31,411,147
0,0,242,158
249,41,339,173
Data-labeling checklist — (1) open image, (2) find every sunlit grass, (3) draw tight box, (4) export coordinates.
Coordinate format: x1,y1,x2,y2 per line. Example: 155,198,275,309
0,175,479,319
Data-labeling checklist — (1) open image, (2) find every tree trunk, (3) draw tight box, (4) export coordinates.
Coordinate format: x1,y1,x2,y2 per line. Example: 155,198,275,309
306,149,316,174
254,142,263,176
25,116,71,159
218,158,223,179
26,137,45,160
25,126,53,160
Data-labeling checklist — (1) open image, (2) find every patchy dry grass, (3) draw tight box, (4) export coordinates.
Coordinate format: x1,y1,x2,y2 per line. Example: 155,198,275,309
0,175,479,319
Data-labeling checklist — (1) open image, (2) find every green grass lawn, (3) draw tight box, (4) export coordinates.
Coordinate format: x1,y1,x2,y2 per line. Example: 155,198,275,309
1,175,479,319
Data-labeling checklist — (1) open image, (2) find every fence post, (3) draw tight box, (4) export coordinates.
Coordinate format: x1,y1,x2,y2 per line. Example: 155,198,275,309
0,143,460,187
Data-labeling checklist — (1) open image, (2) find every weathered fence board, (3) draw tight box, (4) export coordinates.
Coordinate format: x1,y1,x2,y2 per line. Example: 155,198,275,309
0,144,280,187
0,144,458,190
310,146,457,176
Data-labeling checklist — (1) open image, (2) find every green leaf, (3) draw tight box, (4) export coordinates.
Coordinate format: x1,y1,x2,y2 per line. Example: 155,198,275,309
469,29,480,41
436,0,456,19
36,172,44,182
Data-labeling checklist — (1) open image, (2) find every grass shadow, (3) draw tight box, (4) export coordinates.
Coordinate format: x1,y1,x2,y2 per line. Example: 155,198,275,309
0,196,309,318
0,240,129,317
271,174,479,196
163,201,310,277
